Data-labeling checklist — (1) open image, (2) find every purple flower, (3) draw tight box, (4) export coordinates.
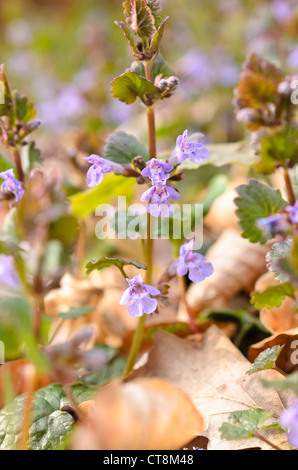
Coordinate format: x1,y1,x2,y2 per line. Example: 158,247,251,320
141,181,180,217
141,158,173,183
0,255,19,290
286,202,298,224
84,154,123,187
280,400,298,449
0,169,24,202
287,48,298,69
120,274,160,317
170,130,210,166
170,239,214,283
257,213,289,235
271,0,292,23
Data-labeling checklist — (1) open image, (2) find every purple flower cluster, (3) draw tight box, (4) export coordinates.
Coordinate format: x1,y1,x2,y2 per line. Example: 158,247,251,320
141,159,173,183
141,181,180,217
169,130,210,166
120,274,160,317
84,154,124,187
0,255,19,290
140,158,179,217
286,201,298,224
0,169,24,202
271,0,292,23
280,400,298,449
170,239,214,283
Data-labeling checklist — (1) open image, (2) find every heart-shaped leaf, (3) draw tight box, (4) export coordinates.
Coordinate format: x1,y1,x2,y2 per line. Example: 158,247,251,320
104,131,149,164
251,283,296,310
220,409,273,440
110,71,160,105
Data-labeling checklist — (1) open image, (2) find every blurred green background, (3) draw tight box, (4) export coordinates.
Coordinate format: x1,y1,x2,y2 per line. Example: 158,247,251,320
0,0,297,148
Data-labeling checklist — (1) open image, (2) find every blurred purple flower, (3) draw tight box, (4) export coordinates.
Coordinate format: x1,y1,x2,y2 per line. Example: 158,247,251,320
280,400,298,449
84,154,123,187
178,50,213,91
141,158,173,183
170,130,210,166
141,181,180,217
287,48,298,69
170,239,214,283
0,255,19,290
286,202,298,224
257,213,289,235
271,0,292,23
0,169,24,201
120,274,160,317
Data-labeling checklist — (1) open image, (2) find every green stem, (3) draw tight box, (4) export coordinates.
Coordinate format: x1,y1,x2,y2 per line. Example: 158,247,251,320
123,61,156,377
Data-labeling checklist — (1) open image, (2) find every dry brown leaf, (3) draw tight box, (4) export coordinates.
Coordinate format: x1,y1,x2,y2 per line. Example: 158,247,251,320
72,378,204,450
254,272,298,333
185,229,269,313
44,273,104,347
249,328,298,374
129,326,292,450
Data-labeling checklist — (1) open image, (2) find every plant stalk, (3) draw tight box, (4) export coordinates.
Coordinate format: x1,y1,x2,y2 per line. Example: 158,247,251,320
284,169,296,206
123,62,156,376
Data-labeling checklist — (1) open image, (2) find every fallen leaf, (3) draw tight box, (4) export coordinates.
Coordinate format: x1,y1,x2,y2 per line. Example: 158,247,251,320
129,326,292,450
186,229,270,313
72,378,204,450
249,328,298,374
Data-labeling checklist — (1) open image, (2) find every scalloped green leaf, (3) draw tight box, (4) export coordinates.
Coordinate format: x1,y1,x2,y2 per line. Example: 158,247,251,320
235,179,286,244
115,21,138,57
251,283,296,310
266,240,293,282
148,16,169,57
220,409,272,440
247,345,284,375
110,71,160,105
86,257,146,276
0,383,96,450
123,0,156,39
104,131,149,164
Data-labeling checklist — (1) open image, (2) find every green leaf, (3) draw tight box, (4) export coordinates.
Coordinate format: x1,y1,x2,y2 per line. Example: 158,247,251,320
0,383,95,450
262,372,298,396
0,65,13,118
251,282,296,310
86,257,146,276
148,16,169,57
131,54,174,81
69,174,136,219
247,345,284,375
0,154,14,173
146,0,162,28
110,71,160,105
57,306,94,320
179,141,257,169
220,409,272,440
266,240,293,282
123,0,156,39
235,179,286,244
255,128,298,175
14,92,36,123
104,131,149,164
49,214,80,245
114,21,138,57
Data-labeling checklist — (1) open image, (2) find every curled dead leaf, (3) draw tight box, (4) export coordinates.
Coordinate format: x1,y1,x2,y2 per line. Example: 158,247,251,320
72,378,204,450
249,328,298,374
186,229,269,313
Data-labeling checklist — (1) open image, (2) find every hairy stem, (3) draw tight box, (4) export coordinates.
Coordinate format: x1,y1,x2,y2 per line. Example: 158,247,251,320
12,147,25,183
123,62,156,376
284,169,296,206
254,429,283,451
